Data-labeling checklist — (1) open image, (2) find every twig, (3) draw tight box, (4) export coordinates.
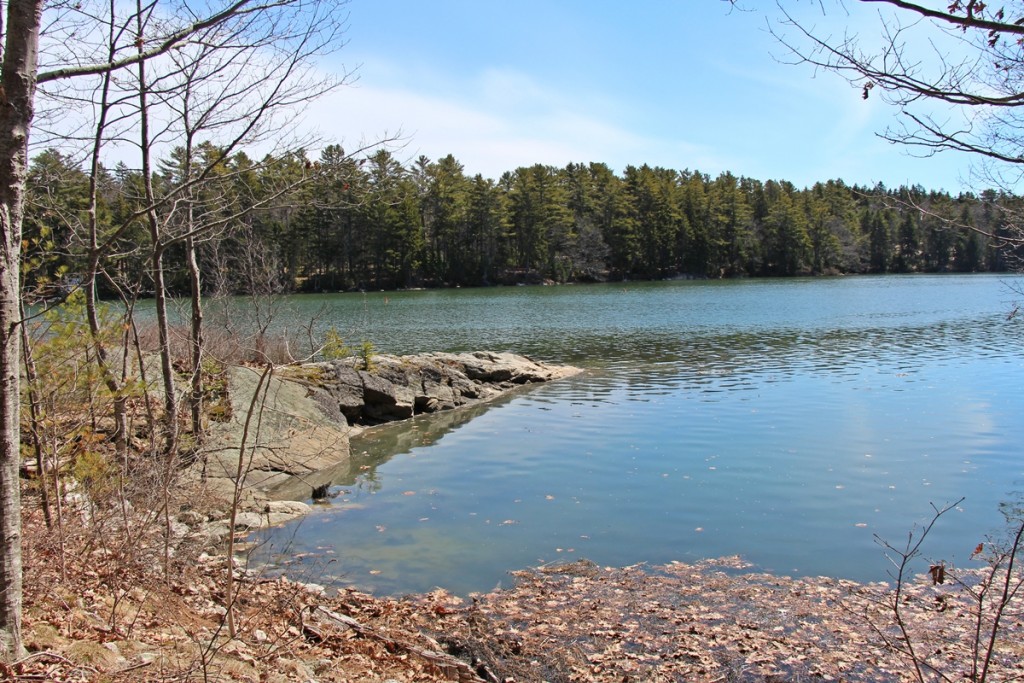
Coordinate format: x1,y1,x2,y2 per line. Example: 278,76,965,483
113,659,154,675
311,605,488,683
13,650,89,669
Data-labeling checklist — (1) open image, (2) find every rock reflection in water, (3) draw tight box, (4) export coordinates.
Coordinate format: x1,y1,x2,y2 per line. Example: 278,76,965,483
268,392,521,502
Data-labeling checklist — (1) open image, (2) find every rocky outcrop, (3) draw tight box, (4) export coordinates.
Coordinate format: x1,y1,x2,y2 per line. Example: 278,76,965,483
311,351,579,426
198,352,578,528
198,363,353,521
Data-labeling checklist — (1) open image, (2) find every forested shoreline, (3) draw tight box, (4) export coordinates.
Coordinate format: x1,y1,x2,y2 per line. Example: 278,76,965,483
24,146,1023,300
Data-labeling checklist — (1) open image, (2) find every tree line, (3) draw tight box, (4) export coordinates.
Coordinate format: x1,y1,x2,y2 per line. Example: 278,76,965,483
24,146,1024,301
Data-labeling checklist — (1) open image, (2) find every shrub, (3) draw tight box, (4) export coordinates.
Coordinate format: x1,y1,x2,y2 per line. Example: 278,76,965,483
321,327,351,361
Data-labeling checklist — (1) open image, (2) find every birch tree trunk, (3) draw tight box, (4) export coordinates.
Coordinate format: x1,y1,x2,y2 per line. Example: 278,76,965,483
0,0,44,662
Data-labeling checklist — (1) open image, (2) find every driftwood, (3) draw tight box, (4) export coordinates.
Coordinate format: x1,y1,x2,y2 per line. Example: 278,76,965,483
307,605,489,683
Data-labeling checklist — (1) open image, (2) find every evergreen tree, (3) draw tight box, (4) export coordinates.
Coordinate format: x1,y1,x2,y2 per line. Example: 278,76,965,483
622,165,681,278
893,211,920,273
867,210,892,273
465,174,509,284
707,172,755,277
761,186,810,276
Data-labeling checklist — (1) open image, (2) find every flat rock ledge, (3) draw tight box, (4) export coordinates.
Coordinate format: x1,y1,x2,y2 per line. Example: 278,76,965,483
195,352,579,536
309,351,580,425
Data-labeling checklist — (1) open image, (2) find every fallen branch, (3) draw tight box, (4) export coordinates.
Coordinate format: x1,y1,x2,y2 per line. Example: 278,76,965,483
310,605,488,683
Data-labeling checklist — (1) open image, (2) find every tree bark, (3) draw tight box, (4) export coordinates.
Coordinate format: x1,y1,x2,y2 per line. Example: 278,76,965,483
187,233,204,441
84,37,129,469
135,7,178,458
0,0,44,662
18,301,48,529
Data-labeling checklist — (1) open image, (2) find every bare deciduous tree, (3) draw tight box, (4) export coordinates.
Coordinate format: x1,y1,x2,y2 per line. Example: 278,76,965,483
771,2,1024,177
861,497,1024,683
0,0,355,660
761,1,1024,251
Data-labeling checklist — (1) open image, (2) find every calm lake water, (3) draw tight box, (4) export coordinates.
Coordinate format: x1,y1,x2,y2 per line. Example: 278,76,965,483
251,275,1024,595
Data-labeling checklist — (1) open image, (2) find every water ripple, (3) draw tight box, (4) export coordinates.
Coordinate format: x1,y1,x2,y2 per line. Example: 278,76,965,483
252,276,1024,595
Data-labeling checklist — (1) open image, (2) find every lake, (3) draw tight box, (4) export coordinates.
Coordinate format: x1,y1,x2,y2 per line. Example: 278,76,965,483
250,274,1024,596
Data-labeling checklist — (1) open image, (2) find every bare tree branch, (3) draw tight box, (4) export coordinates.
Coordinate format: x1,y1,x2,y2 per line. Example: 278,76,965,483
36,0,289,84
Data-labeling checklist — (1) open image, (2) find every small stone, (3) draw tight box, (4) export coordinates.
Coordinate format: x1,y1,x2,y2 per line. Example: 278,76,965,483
265,500,311,516
168,520,190,538
233,512,263,530
177,510,207,526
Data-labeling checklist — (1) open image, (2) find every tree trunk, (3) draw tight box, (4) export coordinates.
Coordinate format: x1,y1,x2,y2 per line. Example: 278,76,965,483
151,243,179,457
187,234,204,441
0,0,44,661
18,301,48,528
136,14,177,458
84,56,129,469
84,259,129,465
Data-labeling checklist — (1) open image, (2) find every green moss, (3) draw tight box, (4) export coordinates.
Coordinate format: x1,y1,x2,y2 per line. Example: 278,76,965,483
201,359,232,423
280,365,328,384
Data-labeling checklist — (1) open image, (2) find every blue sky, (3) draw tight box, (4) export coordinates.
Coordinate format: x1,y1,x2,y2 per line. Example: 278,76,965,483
305,1,979,192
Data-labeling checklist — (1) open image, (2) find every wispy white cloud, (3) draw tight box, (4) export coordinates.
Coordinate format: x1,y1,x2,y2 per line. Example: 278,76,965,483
303,63,731,178
302,24,972,192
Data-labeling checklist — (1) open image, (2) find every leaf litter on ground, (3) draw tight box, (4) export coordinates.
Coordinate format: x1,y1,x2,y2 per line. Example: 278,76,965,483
16,500,1024,682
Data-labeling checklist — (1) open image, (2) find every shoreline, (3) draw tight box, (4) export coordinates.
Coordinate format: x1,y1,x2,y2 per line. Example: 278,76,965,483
21,494,1023,683
193,351,582,535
